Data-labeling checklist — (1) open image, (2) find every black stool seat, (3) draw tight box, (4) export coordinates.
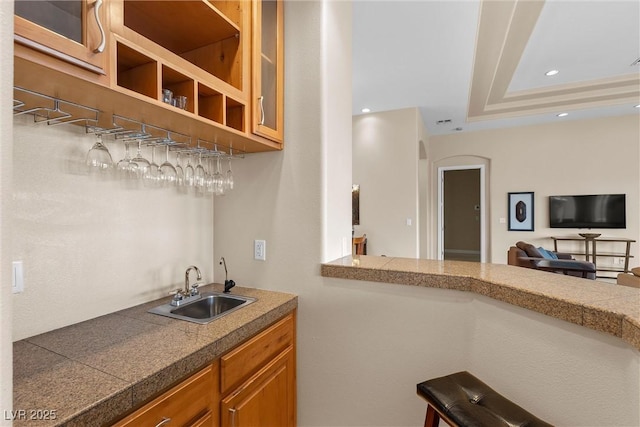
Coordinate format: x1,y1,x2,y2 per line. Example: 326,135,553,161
417,371,553,427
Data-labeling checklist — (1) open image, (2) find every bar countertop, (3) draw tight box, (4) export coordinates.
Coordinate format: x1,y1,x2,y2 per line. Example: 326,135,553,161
12,284,297,427
321,255,640,351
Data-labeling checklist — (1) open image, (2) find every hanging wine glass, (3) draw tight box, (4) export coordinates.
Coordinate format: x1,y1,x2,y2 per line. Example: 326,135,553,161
204,157,215,194
214,156,225,196
225,157,234,191
194,152,206,189
175,152,185,187
159,144,177,186
116,141,138,179
130,140,150,180
184,153,195,187
85,133,113,173
145,144,162,187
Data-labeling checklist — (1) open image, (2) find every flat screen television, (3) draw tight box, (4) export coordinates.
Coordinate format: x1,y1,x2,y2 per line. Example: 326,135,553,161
549,194,626,229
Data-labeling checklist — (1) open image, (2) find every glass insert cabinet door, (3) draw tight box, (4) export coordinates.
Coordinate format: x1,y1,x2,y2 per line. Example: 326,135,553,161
14,0,108,75
253,0,284,143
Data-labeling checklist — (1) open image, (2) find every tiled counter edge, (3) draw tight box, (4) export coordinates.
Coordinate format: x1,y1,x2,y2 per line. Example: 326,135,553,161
321,255,640,351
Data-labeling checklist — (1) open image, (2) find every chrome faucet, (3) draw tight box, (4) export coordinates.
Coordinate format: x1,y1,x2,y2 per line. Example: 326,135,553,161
184,265,202,296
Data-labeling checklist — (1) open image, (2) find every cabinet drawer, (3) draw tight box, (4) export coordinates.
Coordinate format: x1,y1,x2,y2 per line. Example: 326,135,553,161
221,313,294,394
112,364,216,427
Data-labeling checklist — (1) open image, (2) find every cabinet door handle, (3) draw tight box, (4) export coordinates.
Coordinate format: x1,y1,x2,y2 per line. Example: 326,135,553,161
258,96,265,125
229,408,237,427
93,0,106,53
155,417,171,427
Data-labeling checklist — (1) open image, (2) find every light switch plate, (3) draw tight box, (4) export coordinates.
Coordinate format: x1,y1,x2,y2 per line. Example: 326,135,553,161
12,261,24,294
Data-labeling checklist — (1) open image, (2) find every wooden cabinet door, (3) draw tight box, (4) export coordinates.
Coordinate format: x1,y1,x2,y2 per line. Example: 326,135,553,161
221,347,295,427
112,364,217,427
252,0,284,143
14,0,108,75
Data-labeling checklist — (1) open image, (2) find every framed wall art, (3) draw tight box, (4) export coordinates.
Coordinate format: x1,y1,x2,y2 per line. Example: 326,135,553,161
352,184,360,226
508,192,534,231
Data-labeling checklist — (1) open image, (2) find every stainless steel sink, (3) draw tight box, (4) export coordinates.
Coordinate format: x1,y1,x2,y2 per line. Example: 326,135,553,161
148,292,256,324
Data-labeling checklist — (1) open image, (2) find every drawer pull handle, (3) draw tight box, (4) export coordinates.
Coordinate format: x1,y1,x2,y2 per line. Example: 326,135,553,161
229,408,237,427
93,0,106,53
155,417,171,427
258,96,265,125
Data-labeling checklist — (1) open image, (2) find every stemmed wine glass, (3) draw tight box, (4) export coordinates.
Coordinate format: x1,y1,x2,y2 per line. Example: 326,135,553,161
225,157,234,191
130,140,151,180
175,152,185,187
144,144,162,187
184,153,195,187
116,141,138,179
159,144,177,186
194,153,206,189
85,133,113,173
205,157,216,195
213,156,225,196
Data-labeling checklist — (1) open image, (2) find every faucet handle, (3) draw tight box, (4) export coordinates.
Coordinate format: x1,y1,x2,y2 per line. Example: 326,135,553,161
190,282,202,296
169,289,184,302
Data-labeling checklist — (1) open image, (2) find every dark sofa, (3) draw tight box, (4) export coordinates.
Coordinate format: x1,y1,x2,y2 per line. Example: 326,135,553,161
508,241,596,279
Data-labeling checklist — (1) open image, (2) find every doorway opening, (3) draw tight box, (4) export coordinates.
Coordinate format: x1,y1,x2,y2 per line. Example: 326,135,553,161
437,165,486,262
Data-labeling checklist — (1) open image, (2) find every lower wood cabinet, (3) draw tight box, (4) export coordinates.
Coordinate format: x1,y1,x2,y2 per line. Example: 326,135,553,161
221,347,295,427
112,312,296,427
220,313,296,427
112,364,217,427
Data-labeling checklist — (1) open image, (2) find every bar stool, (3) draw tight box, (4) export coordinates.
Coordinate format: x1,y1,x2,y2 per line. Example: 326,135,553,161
353,234,367,255
416,371,553,427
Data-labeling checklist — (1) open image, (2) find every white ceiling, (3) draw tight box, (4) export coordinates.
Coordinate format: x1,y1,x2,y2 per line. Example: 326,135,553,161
352,0,640,136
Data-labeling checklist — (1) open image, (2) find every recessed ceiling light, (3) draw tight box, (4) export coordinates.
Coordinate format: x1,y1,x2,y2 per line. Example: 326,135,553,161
557,112,569,117
361,108,371,113
545,69,559,76
635,104,640,108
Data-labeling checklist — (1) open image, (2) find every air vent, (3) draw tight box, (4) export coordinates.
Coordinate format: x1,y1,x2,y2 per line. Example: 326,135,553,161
631,57,640,66
436,119,452,125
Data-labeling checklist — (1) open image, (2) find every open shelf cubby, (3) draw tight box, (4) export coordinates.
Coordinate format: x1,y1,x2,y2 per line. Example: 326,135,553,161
162,65,195,113
197,83,223,125
116,42,157,100
226,97,245,132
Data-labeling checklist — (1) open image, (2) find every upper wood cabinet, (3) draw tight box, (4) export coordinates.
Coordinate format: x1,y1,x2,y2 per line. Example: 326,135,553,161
14,0,109,76
252,0,284,143
14,0,285,154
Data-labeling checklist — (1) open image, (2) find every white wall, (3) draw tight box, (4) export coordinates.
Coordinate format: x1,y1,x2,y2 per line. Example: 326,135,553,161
429,115,640,265
352,108,424,257
322,0,353,261
12,115,214,340
0,0,14,419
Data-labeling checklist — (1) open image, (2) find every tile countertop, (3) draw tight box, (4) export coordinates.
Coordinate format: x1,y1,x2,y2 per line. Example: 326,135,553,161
12,284,297,427
321,256,640,351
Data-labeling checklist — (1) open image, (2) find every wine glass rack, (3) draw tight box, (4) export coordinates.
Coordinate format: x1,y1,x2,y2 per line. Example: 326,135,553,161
13,86,245,160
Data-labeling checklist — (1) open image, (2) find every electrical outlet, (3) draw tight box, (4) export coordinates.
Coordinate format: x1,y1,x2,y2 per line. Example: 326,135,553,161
254,240,266,261
12,261,24,294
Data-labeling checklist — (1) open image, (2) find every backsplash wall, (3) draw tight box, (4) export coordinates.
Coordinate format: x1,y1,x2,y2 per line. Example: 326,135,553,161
12,115,214,340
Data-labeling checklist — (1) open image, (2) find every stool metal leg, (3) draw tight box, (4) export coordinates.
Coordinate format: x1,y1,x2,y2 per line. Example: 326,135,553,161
424,405,440,427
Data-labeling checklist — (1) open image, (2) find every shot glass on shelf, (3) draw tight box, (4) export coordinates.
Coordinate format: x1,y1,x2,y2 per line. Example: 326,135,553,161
162,89,173,105
173,95,187,110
